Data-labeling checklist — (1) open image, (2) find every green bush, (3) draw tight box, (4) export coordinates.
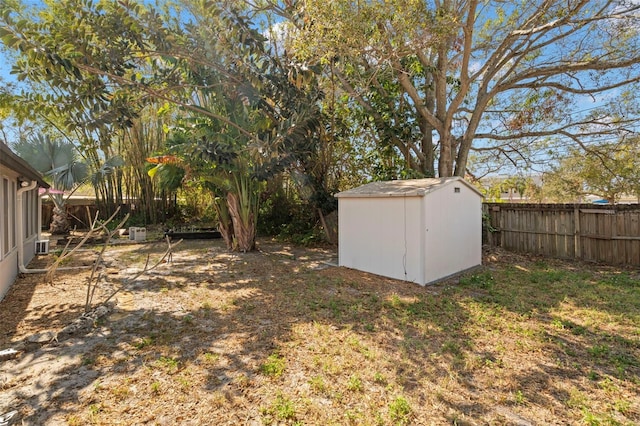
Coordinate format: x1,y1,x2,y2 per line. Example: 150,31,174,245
258,189,330,244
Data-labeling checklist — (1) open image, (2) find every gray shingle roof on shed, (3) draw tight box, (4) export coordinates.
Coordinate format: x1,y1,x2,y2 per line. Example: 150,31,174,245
335,176,483,198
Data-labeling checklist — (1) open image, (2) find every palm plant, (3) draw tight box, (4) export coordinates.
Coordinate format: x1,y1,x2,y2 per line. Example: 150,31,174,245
147,156,186,219
204,160,261,252
147,5,324,251
12,134,88,234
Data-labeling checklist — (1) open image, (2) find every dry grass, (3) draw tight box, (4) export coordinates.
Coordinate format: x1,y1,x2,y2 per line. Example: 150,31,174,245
1,238,639,425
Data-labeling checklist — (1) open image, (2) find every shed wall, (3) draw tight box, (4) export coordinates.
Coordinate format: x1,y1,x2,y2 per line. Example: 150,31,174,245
423,182,482,283
339,196,424,283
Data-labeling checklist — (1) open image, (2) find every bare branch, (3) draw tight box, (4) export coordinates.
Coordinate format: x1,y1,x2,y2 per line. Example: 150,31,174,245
508,75,640,95
102,236,183,306
85,210,131,312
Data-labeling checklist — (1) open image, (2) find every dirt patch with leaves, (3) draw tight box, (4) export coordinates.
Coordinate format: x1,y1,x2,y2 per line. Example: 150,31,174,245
1,239,639,425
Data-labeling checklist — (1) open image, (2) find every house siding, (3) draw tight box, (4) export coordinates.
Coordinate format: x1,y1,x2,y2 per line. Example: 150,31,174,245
0,142,48,302
0,173,18,301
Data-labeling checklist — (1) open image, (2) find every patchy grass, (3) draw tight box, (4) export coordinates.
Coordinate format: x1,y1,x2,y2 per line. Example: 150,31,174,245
260,353,286,378
1,240,639,425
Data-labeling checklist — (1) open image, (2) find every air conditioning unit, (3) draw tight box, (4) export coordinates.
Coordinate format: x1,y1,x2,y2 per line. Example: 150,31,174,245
35,240,50,254
129,227,147,242
134,227,146,242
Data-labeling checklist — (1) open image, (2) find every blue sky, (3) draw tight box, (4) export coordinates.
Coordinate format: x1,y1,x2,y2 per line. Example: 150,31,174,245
1,50,15,82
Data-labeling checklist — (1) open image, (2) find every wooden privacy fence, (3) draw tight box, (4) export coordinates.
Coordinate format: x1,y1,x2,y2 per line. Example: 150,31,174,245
483,203,640,266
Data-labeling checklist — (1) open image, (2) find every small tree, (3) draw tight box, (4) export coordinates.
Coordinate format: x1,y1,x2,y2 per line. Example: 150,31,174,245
544,139,640,203
12,134,88,234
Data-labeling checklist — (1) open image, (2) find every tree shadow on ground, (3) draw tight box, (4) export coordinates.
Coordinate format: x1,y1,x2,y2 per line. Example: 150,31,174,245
449,255,640,424
0,255,94,349
2,242,639,424
0,274,40,348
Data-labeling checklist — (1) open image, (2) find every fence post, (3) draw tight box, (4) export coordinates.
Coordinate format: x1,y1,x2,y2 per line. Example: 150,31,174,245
483,204,492,247
574,206,581,259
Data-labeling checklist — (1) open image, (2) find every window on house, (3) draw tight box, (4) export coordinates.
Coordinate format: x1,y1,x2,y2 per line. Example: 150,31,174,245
34,190,39,236
24,187,31,238
26,189,39,238
27,188,37,239
2,178,8,257
10,180,16,250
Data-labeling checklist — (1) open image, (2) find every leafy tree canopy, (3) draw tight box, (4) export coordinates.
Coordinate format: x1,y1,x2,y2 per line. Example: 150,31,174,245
543,137,640,203
274,0,640,178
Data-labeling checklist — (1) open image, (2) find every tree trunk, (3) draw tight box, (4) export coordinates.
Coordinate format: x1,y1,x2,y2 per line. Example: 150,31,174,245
438,133,454,177
50,206,70,235
418,115,435,177
213,196,234,250
226,192,256,252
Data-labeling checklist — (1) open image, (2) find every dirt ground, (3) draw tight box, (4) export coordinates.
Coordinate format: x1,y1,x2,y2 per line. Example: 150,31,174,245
1,237,341,425
1,236,639,425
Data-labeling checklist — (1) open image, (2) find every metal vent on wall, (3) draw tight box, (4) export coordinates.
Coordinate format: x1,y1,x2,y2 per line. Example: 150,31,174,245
35,240,50,254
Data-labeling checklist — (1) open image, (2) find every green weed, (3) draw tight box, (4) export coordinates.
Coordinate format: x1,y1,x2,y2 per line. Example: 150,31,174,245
614,399,630,415
601,272,639,287
309,375,326,392
460,272,495,289
274,393,296,420
177,376,191,391
566,389,588,409
373,372,386,385
389,294,402,308
344,409,363,424
201,352,219,365
589,344,610,358
260,353,286,378
389,396,412,425
347,375,363,392
81,356,95,366
441,340,462,356
157,356,179,372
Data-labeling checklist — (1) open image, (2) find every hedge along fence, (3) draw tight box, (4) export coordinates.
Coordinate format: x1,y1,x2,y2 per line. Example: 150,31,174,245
483,203,640,266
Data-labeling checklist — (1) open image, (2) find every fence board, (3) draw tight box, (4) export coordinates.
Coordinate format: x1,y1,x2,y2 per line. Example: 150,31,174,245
483,203,640,266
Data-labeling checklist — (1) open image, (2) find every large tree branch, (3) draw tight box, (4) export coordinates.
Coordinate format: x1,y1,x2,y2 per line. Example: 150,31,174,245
495,54,640,95
470,0,570,84
475,0,619,97
332,67,421,166
508,74,640,94
392,62,442,133
475,118,637,141
446,0,477,128
512,0,589,36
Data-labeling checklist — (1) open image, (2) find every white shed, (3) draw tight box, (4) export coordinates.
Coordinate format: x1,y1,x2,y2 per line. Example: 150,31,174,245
335,177,483,285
